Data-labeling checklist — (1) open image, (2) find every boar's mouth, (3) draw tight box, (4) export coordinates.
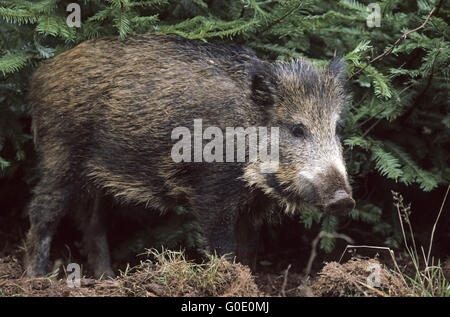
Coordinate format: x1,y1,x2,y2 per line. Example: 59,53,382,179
323,190,355,216
265,173,354,215
265,173,321,211
285,193,354,216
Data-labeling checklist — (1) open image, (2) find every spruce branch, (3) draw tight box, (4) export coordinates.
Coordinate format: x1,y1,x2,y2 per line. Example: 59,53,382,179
254,0,305,35
347,8,436,82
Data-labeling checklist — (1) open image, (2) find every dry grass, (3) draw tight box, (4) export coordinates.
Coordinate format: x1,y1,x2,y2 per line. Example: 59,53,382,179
119,249,261,297
391,186,450,296
310,258,408,297
0,249,261,297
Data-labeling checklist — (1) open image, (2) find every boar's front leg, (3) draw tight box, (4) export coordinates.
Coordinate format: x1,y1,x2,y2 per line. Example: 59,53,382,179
234,211,261,270
196,205,261,270
194,204,237,262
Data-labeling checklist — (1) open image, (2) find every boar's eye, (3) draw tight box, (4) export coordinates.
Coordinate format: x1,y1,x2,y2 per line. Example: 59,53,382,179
291,123,306,138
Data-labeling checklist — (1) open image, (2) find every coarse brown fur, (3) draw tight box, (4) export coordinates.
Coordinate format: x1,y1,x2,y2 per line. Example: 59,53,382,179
25,34,354,278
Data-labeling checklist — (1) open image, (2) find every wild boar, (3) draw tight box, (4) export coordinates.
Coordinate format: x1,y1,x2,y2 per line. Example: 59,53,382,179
25,34,354,278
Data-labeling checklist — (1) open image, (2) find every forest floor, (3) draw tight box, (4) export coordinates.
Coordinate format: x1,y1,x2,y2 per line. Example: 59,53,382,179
2,246,442,297
0,209,449,297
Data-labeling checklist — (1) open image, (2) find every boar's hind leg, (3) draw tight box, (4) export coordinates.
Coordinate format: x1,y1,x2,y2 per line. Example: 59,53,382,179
79,191,114,279
25,178,73,277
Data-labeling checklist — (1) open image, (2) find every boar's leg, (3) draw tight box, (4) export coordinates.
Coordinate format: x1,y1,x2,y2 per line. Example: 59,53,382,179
25,178,73,277
195,205,261,270
195,208,236,261
78,190,114,279
234,212,261,271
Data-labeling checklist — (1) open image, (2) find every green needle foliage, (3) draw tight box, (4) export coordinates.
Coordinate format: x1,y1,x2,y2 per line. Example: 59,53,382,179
0,0,448,254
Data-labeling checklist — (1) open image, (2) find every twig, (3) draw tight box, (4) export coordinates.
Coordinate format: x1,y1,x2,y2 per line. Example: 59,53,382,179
347,8,435,83
280,264,291,297
304,231,353,277
435,0,445,15
426,185,449,265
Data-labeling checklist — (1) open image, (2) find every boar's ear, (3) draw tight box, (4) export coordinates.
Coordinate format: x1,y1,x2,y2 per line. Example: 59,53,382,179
327,57,346,81
250,63,277,108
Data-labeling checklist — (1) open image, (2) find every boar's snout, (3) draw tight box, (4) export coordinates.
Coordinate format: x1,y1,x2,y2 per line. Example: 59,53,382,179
324,190,355,216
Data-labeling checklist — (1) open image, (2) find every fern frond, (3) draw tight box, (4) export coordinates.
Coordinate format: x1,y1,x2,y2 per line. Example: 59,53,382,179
131,15,159,32
299,205,322,229
338,0,367,12
343,136,370,150
87,8,113,22
365,65,392,99
129,0,168,8
0,53,32,75
384,141,440,191
0,156,10,170
36,15,76,40
370,142,403,180
350,203,382,224
320,215,338,253
113,10,132,39
0,7,38,24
